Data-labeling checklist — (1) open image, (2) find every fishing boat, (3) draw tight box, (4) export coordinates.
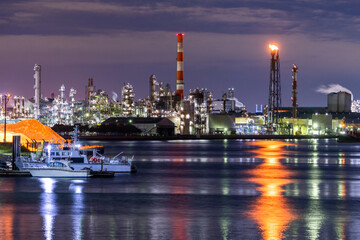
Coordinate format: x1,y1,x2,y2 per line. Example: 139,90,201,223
16,126,137,173
26,160,92,178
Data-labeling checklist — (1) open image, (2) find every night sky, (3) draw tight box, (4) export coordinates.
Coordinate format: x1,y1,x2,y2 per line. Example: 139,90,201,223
1,0,360,111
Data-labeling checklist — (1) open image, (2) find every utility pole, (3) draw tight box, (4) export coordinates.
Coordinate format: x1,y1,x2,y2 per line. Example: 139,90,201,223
2,94,11,143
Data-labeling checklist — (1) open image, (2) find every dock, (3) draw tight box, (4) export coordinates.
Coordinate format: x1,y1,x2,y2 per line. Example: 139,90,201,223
91,171,115,178
0,169,114,178
0,170,31,177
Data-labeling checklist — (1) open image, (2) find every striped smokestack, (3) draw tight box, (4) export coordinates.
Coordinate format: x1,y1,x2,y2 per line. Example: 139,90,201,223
176,33,184,100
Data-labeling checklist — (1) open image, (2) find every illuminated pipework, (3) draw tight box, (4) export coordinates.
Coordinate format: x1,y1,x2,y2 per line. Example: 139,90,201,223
292,65,298,118
122,83,134,116
189,88,207,134
59,85,66,124
33,64,41,119
13,96,25,118
207,92,213,113
69,88,77,125
176,33,184,100
149,75,157,103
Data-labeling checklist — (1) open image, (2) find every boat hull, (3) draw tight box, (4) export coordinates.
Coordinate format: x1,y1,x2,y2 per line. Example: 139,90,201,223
17,162,136,174
28,168,91,178
71,163,134,173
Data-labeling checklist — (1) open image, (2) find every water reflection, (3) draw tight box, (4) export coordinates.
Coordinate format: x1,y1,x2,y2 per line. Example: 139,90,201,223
40,178,57,240
40,179,86,240
69,180,85,240
0,139,358,239
246,141,298,240
0,179,14,240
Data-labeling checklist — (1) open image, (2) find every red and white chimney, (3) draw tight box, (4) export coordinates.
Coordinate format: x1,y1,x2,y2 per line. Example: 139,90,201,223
176,33,184,100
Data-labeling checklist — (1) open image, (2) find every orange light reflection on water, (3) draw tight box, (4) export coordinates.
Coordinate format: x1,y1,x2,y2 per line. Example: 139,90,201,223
0,179,15,240
246,141,298,240
0,204,14,240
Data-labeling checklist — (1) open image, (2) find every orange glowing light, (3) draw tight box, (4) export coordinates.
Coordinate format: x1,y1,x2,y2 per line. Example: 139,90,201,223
269,44,279,51
246,140,298,240
80,145,103,150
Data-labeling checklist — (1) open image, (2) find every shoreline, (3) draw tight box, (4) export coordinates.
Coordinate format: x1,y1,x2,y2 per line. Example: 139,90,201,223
73,134,339,141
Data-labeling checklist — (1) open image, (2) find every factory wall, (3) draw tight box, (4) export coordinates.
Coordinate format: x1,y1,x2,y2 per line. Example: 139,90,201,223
208,114,236,134
312,114,332,135
279,118,311,135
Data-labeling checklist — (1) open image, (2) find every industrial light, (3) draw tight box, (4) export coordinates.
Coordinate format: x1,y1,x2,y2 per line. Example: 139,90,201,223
269,44,278,51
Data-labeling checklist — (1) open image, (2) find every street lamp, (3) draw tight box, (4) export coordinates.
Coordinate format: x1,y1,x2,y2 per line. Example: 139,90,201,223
1,94,11,143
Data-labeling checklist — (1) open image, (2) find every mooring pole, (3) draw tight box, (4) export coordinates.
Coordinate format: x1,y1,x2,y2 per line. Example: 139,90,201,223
12,135,20,170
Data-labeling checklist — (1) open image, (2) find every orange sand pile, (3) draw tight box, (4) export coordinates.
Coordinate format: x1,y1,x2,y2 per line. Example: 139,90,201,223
0,119,64,145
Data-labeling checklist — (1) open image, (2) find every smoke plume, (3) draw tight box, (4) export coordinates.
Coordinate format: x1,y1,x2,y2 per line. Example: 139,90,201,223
112,92,118,102
316,84,353,100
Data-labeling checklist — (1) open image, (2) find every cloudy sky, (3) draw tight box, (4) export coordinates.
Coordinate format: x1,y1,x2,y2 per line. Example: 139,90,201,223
1,0,360,110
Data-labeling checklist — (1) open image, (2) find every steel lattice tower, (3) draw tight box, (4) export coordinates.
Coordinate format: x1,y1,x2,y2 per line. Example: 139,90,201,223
268,44,281,124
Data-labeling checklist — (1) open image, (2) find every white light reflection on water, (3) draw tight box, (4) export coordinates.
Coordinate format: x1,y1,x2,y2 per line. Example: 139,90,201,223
69,180,85,240
39,178,57,240
305,200,325,240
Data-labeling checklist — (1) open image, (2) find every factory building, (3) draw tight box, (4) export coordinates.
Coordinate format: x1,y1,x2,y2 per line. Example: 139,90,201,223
102,117,175,136
207,114,236,134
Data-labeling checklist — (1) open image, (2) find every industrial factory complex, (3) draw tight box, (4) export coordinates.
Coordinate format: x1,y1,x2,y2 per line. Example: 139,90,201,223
1,33,360,137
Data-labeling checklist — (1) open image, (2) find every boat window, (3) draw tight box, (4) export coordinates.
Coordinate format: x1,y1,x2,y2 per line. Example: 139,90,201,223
56,152,60,156
53,162,65,167
50,152,55,156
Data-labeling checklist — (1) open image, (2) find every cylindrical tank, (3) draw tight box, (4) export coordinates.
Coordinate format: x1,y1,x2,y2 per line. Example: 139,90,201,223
338,91,351,113
327,93,338,113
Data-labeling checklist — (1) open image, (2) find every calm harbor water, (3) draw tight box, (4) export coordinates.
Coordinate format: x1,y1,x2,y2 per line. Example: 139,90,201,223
1,139,360,239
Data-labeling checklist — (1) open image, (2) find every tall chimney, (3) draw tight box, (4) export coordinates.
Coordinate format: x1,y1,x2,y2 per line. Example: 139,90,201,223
33,64,41,119
87,78,94,103
292,64,298,118
176,33,184,100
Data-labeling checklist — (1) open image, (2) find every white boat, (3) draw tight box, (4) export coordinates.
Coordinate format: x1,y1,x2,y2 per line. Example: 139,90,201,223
26,160,92,178
16,126,137,174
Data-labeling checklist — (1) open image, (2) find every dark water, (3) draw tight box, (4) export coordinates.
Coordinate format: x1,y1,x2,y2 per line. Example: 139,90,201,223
1,139,360,239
